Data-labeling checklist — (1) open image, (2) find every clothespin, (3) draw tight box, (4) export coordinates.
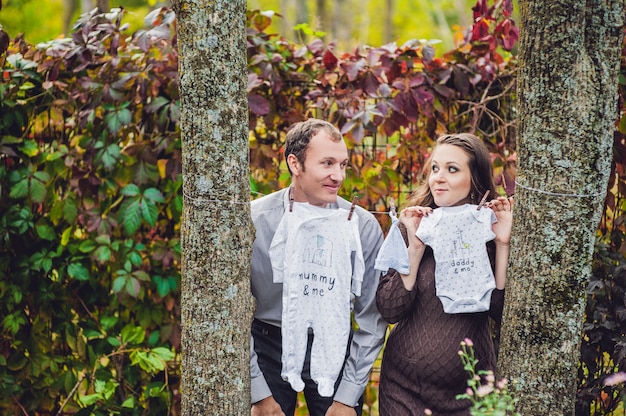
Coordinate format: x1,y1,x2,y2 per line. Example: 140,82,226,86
289,187,294,212
347,196,358,220
389,197,397,219
477,190,490,210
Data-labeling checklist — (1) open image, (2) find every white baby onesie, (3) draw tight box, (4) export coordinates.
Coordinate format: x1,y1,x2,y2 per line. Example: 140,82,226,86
416,204,497,314
375,215,410,275
269,202,365,397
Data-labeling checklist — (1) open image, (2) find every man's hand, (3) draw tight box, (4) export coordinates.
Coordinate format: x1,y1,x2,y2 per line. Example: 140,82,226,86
251,396,285,416
325,401,357,416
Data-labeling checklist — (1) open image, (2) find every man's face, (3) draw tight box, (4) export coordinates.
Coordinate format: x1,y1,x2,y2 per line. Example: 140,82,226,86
288,130,349,207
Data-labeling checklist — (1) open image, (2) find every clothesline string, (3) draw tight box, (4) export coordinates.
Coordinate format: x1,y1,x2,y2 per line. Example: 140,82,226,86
513,181,605,198
183,181,605,216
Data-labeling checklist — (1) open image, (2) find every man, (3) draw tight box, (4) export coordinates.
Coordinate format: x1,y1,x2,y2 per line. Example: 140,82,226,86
250,118,386,416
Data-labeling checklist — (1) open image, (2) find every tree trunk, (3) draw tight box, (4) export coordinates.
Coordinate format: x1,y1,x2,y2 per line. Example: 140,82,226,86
384,0,393,44
294,0,309,42
81,0,91,14
280,0,291,39
171,0,254,414
332,0,350,48
62,0,78,35
96,0,108,13
498,0,623,413
316,0,327,37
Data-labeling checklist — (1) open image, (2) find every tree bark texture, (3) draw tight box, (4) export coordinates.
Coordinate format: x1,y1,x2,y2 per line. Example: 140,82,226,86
172,0,254,414
96,0,108,13
498,0,623,414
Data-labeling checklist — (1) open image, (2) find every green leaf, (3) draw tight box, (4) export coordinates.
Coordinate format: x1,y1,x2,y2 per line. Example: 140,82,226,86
130,350,163,373
117,108,132,125
122,396,135,408
83,328,102,339
121,325,145,345
33,170,51,182
36,223,56,240
121,184,140,197
1,135,22,145
20,139,39,157
133,270,150,282
143,187,165,203
151,347,175,361
101,143,121,170
149,383,166,397
148,330,160,346
42,258,52,273
9,178,28,199
168,102,180,122
19,81,35,91
61,227,72,246
68,263,90,281
95,234,111,245
146,352,165,372
50,199,63,223
154,275,170,297
101,316,118,330
140,199,158,227
79,240,97,253
125,276,141,297
63,197,78,223
79,393,102,406
144,96,169,113
168,276,179,291
107,337,121,347
112,275,126,293
128,250,142,266
135,160,159,184
122,199,142,234
105,108,132,134
94,246,112,263
29,177,47,203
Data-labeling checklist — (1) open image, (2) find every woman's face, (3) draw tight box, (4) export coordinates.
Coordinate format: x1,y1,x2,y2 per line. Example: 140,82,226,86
428,144,473,207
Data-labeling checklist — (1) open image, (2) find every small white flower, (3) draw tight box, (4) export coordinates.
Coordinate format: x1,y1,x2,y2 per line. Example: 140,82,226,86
477,384,494,397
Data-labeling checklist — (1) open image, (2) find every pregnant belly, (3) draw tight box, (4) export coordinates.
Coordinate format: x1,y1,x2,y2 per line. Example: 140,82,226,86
385,321,475,387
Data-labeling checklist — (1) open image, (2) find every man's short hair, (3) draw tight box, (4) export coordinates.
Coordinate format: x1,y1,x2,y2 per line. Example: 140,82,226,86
284,119,342,174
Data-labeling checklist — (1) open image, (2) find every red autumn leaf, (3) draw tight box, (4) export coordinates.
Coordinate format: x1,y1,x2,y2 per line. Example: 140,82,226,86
496,19,519,51
412,86,434,106
472,0,490,19
362,72,381,97
343,58,366,81
409,74,425,88
322,49,338,70
472,19,491,42
248,94,270,116
503,0,514,17
422,45,435,63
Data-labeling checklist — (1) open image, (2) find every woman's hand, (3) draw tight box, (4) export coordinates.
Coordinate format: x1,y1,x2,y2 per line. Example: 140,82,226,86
399,206,432,250
486,196,514,246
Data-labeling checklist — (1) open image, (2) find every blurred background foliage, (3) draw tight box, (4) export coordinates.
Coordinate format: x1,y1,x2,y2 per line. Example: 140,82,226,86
0,0,516,51
0,0,165,45
246,0,505,52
